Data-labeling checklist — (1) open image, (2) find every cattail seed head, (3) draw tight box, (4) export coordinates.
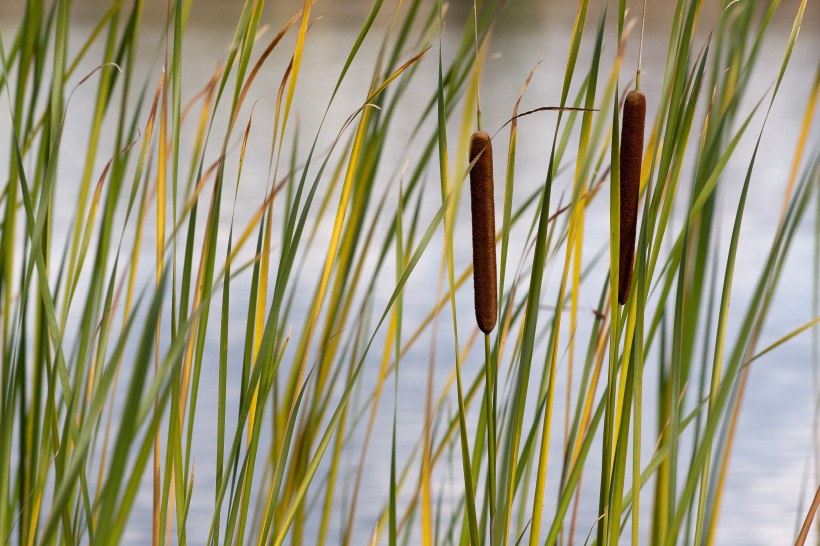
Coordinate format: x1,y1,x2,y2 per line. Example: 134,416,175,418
618,89,646,305
469,130,498,334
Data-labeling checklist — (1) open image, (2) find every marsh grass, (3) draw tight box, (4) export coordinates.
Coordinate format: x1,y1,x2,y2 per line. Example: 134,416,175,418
0,0,818,544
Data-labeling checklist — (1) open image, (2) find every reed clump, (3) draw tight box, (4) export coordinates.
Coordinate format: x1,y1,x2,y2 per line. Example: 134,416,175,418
618,88,646,305
1,1,814,545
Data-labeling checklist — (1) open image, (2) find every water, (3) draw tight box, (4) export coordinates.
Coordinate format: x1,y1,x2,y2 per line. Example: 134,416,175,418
0,0,818,544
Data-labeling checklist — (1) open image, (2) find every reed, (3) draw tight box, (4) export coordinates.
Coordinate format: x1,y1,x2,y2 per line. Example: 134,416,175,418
469,127,499,523
617,88,645,305
469,130,498,334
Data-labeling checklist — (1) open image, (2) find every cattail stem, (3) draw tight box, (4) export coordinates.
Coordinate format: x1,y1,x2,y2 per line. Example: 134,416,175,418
469,130,498,332
473,0,482,131
484,333,496,518
618,89,646,305
636,0,648,89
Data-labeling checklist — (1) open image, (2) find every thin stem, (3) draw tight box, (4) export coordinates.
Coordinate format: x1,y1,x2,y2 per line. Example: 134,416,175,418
796,484,820,546
474,0,482,130
636,0,647,89
484,333,496,520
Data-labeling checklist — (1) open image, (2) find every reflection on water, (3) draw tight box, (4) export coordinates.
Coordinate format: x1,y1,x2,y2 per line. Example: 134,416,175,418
0,0,818,544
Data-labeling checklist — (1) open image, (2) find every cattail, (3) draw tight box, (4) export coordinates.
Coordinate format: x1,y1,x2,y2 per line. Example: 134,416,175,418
469,130,498,334
618,89,646,305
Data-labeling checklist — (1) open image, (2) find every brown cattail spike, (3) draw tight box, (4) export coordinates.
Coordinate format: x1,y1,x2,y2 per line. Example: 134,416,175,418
618,89,646,305
469,130,498,334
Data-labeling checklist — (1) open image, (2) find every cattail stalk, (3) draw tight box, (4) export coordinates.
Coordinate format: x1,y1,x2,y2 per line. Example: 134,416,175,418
618,89,646,305
469,129,498,519
469,130,498,333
